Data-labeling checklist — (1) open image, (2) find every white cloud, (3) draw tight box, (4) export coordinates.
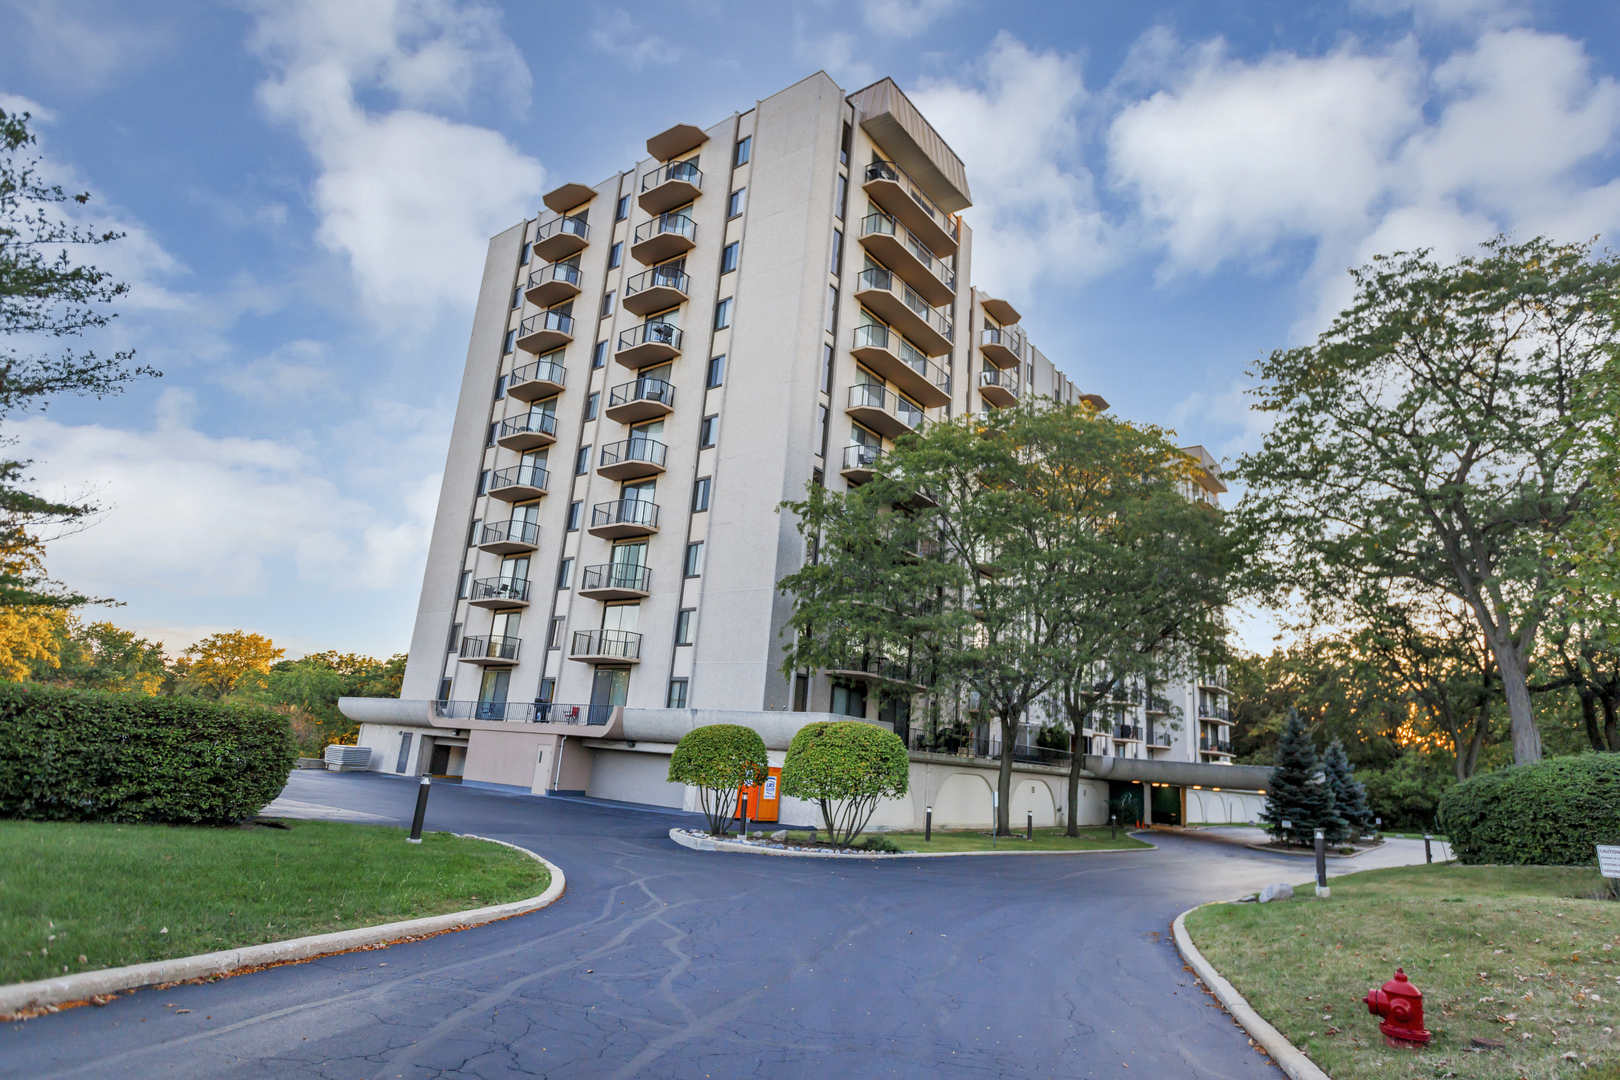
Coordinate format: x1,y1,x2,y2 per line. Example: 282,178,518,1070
250,0,545,326
12,0,172,90
1355,0,1526,33
589,7,687,66
793,26,876,89
863,0,961,38
911,34,1112,298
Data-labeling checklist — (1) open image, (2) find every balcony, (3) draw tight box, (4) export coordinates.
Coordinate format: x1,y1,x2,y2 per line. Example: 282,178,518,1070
853,267,952,357
978,367,1020,408
615,321,683,368
1199,737,1234,756
846,383,922,440
1198,703,1233,723
840,443,883,485
577,563,652,601
1112,724,1142,741
980,326,1024,370
1146,728,1172,748
605,377,675,424
861,159,958,258
1145,695,1174,715
1199,672,1229,692
857,212,955,307
515,310,574,354
467,576,531,609
524,262,582,308
623,264,690,317
459,634,519,667
630,212,696,265
570,628,642,664
588,498,660,539
478,519,539,555
639,160,702,215
496,412,557,451
507,358,565,401
849,324,950,408
488,464,548,502
825,653,919,689
598,437,668,481
532,215,588,263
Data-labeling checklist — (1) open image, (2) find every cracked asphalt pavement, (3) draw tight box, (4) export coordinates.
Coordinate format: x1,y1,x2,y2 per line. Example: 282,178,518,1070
1,770,1356,1079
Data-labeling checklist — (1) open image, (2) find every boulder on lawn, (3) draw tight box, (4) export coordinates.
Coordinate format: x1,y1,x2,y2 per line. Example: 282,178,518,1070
769,829,788,842
1258,882,1294,903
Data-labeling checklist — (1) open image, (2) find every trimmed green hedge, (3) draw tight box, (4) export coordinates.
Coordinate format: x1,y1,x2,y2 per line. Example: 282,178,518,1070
780,720,909,846
1438,754,1620,866
667,723,769,835
0,683,296,824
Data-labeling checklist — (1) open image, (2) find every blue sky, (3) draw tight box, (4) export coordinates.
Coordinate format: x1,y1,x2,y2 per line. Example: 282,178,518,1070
2,0,1618,659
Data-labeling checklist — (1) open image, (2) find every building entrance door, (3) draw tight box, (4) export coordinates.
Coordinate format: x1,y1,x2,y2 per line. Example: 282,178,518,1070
590,666,629,725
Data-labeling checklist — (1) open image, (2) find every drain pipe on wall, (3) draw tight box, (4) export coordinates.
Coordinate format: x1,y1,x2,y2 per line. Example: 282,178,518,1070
551,735,567,792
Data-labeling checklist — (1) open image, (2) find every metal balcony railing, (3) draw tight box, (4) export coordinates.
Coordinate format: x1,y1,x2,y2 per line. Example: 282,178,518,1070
850,324,950,396
624,264,689,301
535,215,588,245
580,563,651,593
499,413,557,441
1145,695,1174,714
979,368,1020,397
981,326,1023,359
642,160,702,193
480,519,539,548
519,310,574,339
607,377,675,412
510,357,565,389
863,159,959,243
571,628,642,660
1198,703,1233,722
527,262,581,291
1146,727,1172,747
1114,723,1142,741
634,213,696,246
856,267,953,342
858,212,955,292
491,464,548,492
1199,736,1234,753
600,437,668,470
459,635,519,662
616,321,683,353
843,443,882,471
434,699,611,725
592,498,660,530
469,577,530,604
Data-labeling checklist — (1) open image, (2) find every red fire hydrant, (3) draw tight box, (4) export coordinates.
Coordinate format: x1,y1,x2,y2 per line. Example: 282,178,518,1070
1364,968,1432,1048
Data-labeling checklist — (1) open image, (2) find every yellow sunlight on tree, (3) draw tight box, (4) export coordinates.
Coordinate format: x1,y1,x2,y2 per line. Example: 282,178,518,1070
176,630,284,699
0,605,65,680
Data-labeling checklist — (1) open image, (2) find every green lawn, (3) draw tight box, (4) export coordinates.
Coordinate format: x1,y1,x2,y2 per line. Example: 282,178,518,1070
1185,864,1620,1080
0,820,550,987
861,826,1152,853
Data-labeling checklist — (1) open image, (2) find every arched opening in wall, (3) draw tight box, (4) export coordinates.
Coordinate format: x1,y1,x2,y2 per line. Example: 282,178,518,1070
933,772,993,827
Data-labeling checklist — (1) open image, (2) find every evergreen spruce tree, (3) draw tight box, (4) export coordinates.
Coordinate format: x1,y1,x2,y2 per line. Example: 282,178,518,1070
1259,709,1336,845
1322,739,1374,840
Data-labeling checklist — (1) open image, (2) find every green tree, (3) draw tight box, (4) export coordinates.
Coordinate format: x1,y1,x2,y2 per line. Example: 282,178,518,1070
778,720,909,846
33,617,167,693
1259,709,1342,845
235,650,406,752
1237,237,1620,765
174,630,283,699
1322,738,1373,839
666,724,769,835
0,109,156,609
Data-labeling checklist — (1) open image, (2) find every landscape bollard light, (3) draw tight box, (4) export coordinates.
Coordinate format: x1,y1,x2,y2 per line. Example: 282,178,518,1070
925,805,932,842
1026,810,1033,842
1314,828,1329,898
1424,833,1433,864
740,792,749,839
1110,812,1117,841
1281,818,1292,846
408,775,431,843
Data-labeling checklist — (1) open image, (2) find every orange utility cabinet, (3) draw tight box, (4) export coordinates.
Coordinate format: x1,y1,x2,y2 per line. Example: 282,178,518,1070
736,767,782,823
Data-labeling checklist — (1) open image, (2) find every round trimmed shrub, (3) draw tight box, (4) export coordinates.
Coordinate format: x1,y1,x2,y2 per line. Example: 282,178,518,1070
780,720,909,847
0,683,296,824
667,723,769,835
1438,754,1620,866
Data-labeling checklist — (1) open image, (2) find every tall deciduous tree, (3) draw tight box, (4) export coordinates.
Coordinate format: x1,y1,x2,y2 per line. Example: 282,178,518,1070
174,630,284,699
1237,237,1620,765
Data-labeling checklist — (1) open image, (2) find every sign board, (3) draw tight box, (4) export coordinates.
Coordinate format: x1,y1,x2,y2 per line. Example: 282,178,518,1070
1598,845,1620,879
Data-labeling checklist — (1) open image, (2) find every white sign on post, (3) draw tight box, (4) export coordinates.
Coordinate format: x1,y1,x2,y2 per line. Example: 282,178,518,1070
1598,845,1620,879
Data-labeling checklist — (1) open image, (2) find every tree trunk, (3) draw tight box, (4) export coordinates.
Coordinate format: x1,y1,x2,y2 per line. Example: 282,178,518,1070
1603,691,1620,752
1482,629,1543,764
1066,731,1084,837
996,710,1016,835
1580,689,1605,753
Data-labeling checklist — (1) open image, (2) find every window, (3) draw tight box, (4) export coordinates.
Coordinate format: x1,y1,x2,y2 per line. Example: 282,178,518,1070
840,121,852,165
608,241,623,268
586,391,599,420
447,622,461,653
567,500,583,531
557,557,574,588
700,414,718,448
721,242,739,274
684,541,704,577
615,194,629,221
793,673,809,711
512,287,523,309
592,340,607,368
692,476,711,512
548,616,566,649
458,570,471,599
834,173,846,219
520,241,531,266
601,291,615,317
667,678,689,708
576,446,591,475
821,342,833,392
495,374,509,400
829,229,842,276
817,404,827,453
467,518,481,546
825,285,838,333
675,608,695,646
503,329,515,354
487,422,499,447
714,297,733,330
728,188,745,217
706,354,725,388
478,470,491,496
734,135,751,166
437,675,453,701
538,676,555,703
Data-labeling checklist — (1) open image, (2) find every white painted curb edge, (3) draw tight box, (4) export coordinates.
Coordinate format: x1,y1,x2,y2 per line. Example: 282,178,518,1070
669,827,1157,859
0,834,565,1015
1172,905,1331,1080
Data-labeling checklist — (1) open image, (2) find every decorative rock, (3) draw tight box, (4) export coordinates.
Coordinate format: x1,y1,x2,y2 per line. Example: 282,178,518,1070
1470,1037,1505,1051
769,830,788,842
1258,882,1294,904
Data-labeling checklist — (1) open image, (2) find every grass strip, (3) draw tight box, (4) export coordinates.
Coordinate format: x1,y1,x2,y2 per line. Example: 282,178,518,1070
0,819,548,986
1184,864,1620,1080
857,826,1151,853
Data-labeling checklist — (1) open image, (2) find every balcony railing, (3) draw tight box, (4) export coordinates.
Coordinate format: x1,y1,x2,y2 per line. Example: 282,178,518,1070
1198,703,1233,722
607,377,674,413
469,576,530,604
850,324,950,405
508,357,565,399
623,264,690,315
615,320,683,366
863,159,959,249
1145,694,1174,714
1145,727,1172,747
640,160,703,208
591,498,660,532
459,635,519,662
571,628,642,661
498,413,557,442
978,367,1020,407
857,268,952,340
842,443,883,472
631,213,697,264
857,212,955,303
600,437,668,470
980,326,1024,367
580,563,651,594
490,464,548,493
536,215,588,245
516,310,574,353
847,383,923,435
1113,723,1142,741
525,262,582,306
435,699,611,725
1199,736,1234,754
479,519,539,550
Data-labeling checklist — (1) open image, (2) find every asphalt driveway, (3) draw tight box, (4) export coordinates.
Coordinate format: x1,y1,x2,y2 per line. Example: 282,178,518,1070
1,771,1392,1079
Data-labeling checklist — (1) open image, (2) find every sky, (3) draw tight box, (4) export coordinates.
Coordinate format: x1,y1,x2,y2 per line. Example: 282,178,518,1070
1,0,1619,660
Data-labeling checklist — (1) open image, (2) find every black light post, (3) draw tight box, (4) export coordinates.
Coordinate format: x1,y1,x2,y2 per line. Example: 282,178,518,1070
408,775,431,843
1424,833,1433,864
1026,810,1033,842
925,805,932,842
1314,827,1328,898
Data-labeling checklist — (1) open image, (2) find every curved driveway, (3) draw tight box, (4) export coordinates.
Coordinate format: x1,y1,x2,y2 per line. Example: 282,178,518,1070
2,771,1385,1079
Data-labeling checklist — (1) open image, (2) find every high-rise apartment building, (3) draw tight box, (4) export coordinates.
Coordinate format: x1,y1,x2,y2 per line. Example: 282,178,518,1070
347,72,1254,827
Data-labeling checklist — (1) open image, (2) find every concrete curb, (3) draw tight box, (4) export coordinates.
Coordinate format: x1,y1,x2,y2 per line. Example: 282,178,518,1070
0,834,564,1016
1242,842,1381,860
1173,904,1331,1080
669,827,1157,859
